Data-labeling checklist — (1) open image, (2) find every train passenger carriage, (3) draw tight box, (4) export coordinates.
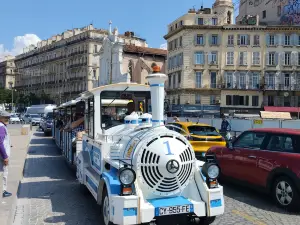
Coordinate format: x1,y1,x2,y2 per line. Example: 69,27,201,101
53,66,225,225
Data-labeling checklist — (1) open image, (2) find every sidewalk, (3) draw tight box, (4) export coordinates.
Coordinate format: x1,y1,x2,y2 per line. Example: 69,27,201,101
0,125,33,225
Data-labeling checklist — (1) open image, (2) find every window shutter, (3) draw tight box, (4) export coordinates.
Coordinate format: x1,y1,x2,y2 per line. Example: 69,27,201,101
237,35,241,45
247,35,250,45
275,52,279,65
291,52,296,65
244,52,248,65
265,34,269,46
194,35,197,45
265,52,269,65
217,35,220,45
202,52,205,64
280,52,285,65
208,53,212,63
209,35,212,45
203,35,206,45
296,52,299,65
252,52,255,64
274,35,278,45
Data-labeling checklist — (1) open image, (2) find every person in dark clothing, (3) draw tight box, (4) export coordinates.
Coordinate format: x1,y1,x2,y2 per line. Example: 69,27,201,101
220,114,231,132
125,101,135,115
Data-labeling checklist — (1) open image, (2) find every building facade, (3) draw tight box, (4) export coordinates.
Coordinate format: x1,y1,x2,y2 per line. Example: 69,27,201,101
165,3,300,115
14,24,149,104
237,0,300,26
0,56,16,89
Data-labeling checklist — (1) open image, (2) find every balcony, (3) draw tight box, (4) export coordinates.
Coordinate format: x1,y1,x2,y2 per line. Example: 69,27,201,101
223,83,260,90
264,84,300,91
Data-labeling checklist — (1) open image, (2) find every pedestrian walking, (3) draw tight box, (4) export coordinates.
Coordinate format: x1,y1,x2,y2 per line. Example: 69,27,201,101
0,111,12,198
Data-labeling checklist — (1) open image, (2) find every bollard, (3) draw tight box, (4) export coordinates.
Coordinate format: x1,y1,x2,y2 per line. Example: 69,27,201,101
30,122,32,131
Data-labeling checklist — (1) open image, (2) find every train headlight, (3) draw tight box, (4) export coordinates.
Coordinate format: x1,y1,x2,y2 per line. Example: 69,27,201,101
202,163,220,179
119,168,136,185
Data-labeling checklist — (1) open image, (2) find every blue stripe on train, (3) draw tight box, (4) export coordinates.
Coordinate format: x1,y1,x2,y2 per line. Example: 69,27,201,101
147,196,194,217
123,208,137,216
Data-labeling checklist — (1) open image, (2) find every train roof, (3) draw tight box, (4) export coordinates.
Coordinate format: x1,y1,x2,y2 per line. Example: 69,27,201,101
81,82,150,99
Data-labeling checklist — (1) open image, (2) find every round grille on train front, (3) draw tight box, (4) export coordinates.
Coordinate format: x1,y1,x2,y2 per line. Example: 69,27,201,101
136,134,195,196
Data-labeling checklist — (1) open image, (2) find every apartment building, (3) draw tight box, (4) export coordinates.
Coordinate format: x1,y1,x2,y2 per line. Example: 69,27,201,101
165,4,300,114
0,56,16,89
14,24,150,104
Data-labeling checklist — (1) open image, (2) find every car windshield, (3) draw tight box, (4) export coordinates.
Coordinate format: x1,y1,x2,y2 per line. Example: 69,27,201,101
31,114,40,118
11,115,17,118
188,125,220,136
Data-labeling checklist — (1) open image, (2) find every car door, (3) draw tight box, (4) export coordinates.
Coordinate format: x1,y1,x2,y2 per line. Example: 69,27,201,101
255,133,295,187
232,131,267,184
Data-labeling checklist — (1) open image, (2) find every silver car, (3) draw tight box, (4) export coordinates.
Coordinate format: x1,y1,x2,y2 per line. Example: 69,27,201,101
30,114,42,126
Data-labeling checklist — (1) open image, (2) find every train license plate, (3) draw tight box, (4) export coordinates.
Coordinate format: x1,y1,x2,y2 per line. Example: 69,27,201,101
157,204,193,216
210,199,222,208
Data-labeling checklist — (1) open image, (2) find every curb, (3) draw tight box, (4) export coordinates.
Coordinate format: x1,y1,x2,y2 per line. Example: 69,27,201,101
6,130,34,225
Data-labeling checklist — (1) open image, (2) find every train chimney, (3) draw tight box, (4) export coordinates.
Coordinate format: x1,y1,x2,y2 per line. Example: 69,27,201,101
146,63,167,127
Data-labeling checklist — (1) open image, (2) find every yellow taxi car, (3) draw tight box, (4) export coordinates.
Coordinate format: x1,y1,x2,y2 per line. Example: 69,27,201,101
167,121,226,160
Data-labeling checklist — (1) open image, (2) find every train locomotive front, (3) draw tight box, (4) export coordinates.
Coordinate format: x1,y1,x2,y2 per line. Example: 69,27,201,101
76,66,224,225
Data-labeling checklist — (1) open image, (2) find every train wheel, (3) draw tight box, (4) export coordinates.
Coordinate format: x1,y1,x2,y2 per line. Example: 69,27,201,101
100,188,113,225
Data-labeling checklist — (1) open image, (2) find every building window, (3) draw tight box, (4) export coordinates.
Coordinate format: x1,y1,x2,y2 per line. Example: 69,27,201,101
195,52,204,64
239,72,246,89
179,36,182,46
227,35,234,45
211,35,218,45
180,20,183,26
253,35,260,45
251,72,260,89
177,96,180,104
93,69,96,79
168,75,171,88
212,18,218,25
198,18,204,25
269,35,275,45
238,34,249,46
252,96,259,106
298,36,300,45
226,95,232,105
173,73,176,88
277,6,281,16
263,10,266,18
268,95,274,106
284,74,290,87
226,52,234,65
284,52,291,65
252,52,260,65
195,94,201,104
268,52,275,65
178,71,181,84
210,95,216,105
196,35,204,45
87,97,94,138
210,72,217,88
285,35,291,45
239,52,247,65
208,52,218,64
195,72,202,88
265,73,275,89
94,45,97,53
298,53,300,65
226,72,233,88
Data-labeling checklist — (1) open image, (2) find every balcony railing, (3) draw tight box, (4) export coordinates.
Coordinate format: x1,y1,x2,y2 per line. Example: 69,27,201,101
224,83,260,90
264,84,300,91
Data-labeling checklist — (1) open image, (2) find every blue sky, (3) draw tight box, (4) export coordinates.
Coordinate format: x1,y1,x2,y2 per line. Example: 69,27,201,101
0,0,224,51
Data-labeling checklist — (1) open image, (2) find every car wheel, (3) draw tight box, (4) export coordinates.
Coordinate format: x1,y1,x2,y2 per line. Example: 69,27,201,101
272,176,300,212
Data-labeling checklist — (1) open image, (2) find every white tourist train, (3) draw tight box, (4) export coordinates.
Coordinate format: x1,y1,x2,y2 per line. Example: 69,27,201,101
52,66,224,225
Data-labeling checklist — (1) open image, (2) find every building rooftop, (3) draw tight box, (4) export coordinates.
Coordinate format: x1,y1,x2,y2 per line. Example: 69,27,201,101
123,45,167,56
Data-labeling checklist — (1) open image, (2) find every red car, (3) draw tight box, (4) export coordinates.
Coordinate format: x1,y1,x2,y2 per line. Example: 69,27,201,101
206,128,300,211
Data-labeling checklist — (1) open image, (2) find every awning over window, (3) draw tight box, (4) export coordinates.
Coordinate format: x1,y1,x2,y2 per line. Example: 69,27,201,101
264,106,300,113
260,111,292,119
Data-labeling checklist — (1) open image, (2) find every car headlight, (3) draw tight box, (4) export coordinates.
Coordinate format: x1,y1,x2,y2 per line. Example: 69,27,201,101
201,162,220,179
118,167,136,185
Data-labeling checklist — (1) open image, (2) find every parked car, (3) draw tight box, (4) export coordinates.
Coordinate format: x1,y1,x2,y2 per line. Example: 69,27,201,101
40,112,53,136
30,114,42,126
9,114,21,124
167,122,226,160
22,114,31,124
206,128,300,211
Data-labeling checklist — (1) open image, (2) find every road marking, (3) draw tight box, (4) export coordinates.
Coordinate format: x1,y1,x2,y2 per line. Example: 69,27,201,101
232,210,267,225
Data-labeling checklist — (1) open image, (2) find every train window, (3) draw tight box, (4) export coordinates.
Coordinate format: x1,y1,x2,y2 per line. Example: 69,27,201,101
87,97,94,138
100,90,151,130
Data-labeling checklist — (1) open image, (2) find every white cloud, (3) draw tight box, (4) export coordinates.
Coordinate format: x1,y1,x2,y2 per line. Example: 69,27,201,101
160,43,167,50
0,34,41,62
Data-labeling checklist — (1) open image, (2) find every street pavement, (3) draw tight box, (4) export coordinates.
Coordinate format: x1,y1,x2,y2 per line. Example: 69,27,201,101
9,130,300,225
0,124,33,225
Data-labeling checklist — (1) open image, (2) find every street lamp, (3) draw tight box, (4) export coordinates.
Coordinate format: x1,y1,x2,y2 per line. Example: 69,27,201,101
9,82,15,112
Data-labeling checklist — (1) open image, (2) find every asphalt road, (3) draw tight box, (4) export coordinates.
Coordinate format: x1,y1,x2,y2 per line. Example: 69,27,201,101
11,130,300,225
